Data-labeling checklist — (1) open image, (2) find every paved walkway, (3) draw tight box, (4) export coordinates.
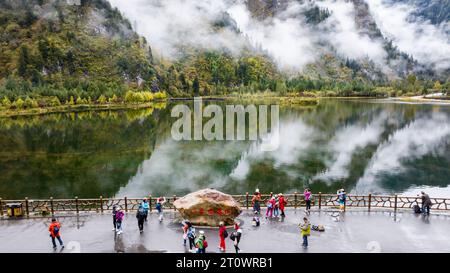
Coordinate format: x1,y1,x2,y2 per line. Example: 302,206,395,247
1,209,450,253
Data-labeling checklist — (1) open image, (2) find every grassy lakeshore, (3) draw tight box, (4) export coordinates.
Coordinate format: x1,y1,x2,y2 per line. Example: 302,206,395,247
202,92,325,106
393,96,450,104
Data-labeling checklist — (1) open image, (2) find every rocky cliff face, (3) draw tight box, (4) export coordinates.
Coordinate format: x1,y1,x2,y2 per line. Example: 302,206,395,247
242,0,447,80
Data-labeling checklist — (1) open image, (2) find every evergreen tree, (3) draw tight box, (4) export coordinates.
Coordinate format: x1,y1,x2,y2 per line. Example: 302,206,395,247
18,46,30,78
193,77,200,97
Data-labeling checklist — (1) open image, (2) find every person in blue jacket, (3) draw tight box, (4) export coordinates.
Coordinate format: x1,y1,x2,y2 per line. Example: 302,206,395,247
142,198,150,222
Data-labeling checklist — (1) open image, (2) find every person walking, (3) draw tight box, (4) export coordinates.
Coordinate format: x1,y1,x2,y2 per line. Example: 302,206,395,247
142,198,149,222
421,191,432,214
195,231,207,253
156,196,166,222
218,221,228,252
337,189,346,211
251,189,262,214
49,218,64,250
231,221,243,253
279,193,287,217
112,206,118,231
304,189,312,212
299,217,311,249
116,208,124,235
136,205,146,233
182,220,189,246
187,222,197,252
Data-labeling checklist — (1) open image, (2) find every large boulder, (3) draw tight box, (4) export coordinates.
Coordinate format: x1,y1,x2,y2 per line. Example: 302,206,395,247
173,189,242,226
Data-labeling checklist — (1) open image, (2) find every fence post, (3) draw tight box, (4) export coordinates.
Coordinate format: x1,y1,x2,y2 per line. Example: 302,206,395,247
149,195,152,212
75,196,79,214
245,192,249,210
25,197,29,217
0,198,3,216
368,193,372,212
124,197,128,212
50,197,54,216
318,192,322,210
173,195,177,211
100,196,103,213
294,192,298,209
394,195,398,212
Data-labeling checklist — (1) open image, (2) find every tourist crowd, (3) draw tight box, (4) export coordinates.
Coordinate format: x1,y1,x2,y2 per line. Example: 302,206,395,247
47,190,433,252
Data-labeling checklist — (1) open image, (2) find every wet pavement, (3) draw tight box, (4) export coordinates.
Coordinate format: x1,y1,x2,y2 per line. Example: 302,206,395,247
1,208,450,253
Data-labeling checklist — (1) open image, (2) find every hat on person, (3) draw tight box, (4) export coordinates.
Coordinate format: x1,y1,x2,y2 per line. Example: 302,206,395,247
199,230,205,235
255,189,260,193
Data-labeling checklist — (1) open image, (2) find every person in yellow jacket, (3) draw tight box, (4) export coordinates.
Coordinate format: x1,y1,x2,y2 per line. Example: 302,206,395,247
299,217,311,249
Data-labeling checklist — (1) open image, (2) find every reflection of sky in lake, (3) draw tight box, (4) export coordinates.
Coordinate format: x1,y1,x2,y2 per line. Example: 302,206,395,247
354,112,450,193
117,100,450,197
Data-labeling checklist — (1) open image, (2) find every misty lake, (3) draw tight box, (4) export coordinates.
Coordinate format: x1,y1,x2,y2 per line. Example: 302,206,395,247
0,99,449,200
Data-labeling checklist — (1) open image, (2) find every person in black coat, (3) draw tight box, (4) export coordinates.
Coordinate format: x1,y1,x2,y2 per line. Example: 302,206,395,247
112,206,117,231
136,205,146,233
421,191,432,214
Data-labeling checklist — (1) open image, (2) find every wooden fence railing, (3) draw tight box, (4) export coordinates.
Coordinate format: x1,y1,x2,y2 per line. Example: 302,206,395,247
1,193,449,217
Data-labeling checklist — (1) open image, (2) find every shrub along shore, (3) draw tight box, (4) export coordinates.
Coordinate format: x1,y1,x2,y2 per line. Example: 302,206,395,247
0,90,168,117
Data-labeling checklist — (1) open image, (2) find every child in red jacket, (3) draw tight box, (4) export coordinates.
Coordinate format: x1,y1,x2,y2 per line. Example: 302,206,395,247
218,221,227,252
49,218,64,249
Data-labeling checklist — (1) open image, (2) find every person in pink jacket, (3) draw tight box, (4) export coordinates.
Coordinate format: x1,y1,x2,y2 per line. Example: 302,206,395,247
266,196,276,219
304,189,312,212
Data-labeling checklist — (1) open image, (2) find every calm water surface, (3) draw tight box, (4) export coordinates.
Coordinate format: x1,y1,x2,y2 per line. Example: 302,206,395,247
0,99,449,199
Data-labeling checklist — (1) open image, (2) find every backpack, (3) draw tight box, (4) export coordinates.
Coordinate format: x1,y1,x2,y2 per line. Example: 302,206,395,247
116,211,124,221
53,226,60,235
312,225,325,232
203,240,208,248
188,227,196,239
413,205,421,214
223,229,228,239
252,217,260,227
137,209,145,218
230,231,236,241
155,203,162,211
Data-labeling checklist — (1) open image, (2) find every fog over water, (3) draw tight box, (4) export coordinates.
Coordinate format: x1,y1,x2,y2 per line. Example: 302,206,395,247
0,99,449,199
116,100,450,198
